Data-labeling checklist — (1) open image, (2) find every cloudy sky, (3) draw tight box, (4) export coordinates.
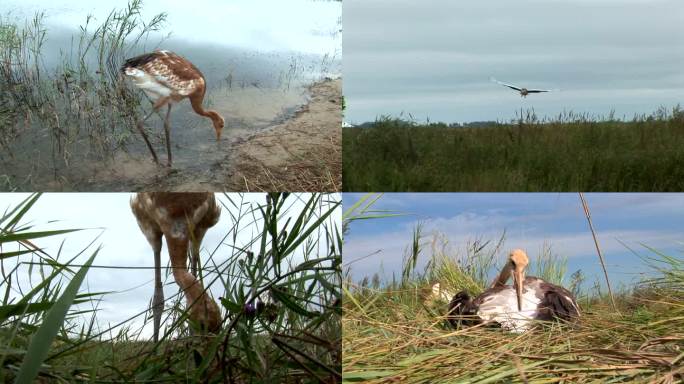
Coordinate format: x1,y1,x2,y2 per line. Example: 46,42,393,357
2,0,341,55
344,0,683,123
343,193,684,292
1,193,340,339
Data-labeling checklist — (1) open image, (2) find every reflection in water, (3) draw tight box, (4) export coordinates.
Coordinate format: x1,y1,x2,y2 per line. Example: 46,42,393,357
0,1,341,191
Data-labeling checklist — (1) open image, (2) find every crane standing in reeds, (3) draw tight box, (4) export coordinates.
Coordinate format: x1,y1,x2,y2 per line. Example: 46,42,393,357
448,249,580,332
131,192,221,342
121,50,225,166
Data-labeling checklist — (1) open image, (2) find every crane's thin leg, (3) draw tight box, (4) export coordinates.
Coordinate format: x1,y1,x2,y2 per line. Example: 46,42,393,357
190,238,198,278
164,104,172,167
190,227,207,278
151,236,164,343
136,108,159,164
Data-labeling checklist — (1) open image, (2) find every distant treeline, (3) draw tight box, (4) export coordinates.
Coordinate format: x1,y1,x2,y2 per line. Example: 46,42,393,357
343,106,684,191
352,121,498,129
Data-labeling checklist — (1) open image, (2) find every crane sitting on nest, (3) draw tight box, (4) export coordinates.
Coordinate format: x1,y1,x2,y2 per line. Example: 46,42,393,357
447,249,580,333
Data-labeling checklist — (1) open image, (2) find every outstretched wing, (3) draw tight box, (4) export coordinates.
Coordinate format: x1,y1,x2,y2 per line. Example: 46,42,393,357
490,76,522,92
526,89,551,94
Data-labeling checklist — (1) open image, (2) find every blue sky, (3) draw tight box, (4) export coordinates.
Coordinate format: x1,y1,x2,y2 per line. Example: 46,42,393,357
343,193,684,293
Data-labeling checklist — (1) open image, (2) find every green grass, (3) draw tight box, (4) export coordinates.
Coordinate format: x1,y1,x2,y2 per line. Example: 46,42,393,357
1,193,341,382
343,236,683,383
343,106,684,191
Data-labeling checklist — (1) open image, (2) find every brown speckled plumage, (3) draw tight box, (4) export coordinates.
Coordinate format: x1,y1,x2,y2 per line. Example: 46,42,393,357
122,50,224,166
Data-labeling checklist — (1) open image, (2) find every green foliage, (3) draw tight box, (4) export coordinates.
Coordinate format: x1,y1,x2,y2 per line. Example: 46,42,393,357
343,106,684,191
1,193,341,383
532,243,568,286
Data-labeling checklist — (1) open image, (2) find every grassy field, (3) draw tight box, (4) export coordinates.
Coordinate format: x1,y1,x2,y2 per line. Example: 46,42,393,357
343,107,684,191
342,240,683,383
0,193,341,383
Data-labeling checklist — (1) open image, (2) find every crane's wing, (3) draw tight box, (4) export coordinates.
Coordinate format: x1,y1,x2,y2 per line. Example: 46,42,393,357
536,284,580,322
526,89,552,93
490,77,522,92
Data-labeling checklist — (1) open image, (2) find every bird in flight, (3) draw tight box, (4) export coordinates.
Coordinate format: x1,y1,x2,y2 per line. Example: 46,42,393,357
490,77,553,98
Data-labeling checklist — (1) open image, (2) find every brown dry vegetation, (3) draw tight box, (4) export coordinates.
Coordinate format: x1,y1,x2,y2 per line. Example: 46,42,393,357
226,79,342,192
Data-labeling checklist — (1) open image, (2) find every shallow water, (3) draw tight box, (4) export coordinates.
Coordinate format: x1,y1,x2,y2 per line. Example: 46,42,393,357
0,1,341,191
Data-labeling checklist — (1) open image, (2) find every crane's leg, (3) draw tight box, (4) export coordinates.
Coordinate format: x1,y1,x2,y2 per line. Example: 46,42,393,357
164,104,172,167
136,108,159,164
151,235,164,343
190,227,208,278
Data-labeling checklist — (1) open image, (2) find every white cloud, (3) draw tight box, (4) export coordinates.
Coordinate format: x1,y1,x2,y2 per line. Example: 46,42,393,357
345,209,682,281
3,0,341,55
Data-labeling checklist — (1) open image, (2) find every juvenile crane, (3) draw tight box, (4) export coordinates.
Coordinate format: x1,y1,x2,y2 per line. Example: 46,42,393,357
131,192,221,342
448,249,580,333
490,77,553,98
121,50,225,166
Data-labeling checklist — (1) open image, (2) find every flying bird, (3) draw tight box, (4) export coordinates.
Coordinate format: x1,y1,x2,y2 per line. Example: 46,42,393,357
121,50,225,166
490,77,553,98
447,249,580,333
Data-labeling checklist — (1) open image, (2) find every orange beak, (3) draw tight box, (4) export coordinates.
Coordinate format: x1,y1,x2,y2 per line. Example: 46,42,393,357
513,265,524,312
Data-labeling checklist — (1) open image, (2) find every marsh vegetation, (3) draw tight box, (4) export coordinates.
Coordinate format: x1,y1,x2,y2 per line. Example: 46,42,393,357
0,193,341,382
0,0,341,191
343,106,684,192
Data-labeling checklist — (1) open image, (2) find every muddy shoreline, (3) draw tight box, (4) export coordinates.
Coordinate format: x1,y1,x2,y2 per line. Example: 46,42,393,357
222,78,342,191
1,78,341,192
122,78,341,192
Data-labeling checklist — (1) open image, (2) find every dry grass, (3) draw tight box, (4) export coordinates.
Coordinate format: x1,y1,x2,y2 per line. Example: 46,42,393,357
343,288,682,383
342,231,683,383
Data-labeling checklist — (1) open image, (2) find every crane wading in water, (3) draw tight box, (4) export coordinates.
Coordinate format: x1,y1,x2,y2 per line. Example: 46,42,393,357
131,192,222,342
490,77,553,98
448,249,580,333
121,50,225,166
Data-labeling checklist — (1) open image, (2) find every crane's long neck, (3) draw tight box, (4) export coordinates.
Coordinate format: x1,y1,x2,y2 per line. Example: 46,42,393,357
189,92,224,139
190,93,216,120
491,261,513,288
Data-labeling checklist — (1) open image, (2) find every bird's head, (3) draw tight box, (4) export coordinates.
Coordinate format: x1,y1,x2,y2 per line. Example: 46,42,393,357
210,113,225,141
509,249,529,311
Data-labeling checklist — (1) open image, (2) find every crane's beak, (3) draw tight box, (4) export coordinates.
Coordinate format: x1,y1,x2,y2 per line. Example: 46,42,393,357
512,265,524,312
